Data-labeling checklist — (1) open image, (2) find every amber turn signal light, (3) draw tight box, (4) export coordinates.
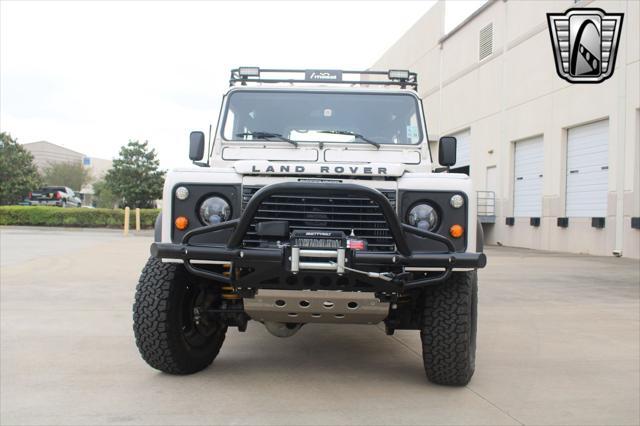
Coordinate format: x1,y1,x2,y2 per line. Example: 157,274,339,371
175,216,189,230
450,224,464,238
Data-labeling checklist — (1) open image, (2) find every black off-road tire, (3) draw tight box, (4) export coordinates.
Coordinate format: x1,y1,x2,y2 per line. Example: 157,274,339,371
420,271,477,386
133,257,227,374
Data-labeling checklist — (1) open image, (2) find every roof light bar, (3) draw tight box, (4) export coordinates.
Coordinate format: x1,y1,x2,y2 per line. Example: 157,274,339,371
228,68,418,90
238,67,260,77
388,69,410,80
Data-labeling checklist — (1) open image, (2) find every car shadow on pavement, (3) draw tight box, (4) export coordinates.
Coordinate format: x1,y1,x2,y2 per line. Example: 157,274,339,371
158,324,434,387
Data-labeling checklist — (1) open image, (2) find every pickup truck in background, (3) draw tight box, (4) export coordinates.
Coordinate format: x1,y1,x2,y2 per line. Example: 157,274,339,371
28,187,82,207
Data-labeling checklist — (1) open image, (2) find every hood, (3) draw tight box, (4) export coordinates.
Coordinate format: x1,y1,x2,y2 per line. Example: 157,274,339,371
233,160,406,177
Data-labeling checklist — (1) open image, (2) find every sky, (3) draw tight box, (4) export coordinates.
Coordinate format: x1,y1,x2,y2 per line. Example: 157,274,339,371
0,0,486,170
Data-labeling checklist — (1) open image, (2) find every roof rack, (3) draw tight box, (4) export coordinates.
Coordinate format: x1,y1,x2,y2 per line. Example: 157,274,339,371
229,67,418,90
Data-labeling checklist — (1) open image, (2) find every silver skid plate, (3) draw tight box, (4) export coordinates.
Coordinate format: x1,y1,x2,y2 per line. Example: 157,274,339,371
244,290,390,324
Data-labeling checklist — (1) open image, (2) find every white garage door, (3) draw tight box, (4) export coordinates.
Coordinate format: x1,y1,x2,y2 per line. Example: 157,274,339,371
451,129,470,167
566,120,609,217
513,136,544,217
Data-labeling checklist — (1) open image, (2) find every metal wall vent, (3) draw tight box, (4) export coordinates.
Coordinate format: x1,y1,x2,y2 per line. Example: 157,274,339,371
479,23,493,61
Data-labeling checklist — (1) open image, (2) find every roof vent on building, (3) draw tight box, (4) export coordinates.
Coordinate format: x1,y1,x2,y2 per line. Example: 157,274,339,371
479,23,493,61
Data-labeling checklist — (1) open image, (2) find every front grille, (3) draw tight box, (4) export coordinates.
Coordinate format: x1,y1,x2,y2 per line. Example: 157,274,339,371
242,186,397,252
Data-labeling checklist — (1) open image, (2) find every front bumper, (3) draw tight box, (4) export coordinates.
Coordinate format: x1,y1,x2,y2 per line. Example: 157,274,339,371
151,182,486,291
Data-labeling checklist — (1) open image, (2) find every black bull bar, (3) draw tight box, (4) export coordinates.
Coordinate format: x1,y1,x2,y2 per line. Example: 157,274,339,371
150,182,486,290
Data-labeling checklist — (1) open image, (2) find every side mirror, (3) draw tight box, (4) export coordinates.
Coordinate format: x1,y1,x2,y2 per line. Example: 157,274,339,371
438,136,457,167
189,131,205,161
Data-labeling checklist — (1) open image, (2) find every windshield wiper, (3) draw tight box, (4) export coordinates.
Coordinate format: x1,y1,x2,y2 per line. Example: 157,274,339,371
318,130,381,149
236,131,298,147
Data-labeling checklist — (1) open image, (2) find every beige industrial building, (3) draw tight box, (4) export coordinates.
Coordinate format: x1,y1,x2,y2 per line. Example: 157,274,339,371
371,0,639,258
22,141,113,202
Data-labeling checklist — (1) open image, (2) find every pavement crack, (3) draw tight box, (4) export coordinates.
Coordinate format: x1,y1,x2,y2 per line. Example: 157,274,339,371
390,335,423,358
378,325,525,426
466,385,525,426
375,324,423,359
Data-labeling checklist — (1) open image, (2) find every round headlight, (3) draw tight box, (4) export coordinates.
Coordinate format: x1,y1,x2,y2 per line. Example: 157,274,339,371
407,203,439,231
175,186,189,201
199,196,231,225
450,194,464,209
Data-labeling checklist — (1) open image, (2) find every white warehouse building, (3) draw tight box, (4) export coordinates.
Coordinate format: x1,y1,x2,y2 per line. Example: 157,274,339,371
371,0,639,258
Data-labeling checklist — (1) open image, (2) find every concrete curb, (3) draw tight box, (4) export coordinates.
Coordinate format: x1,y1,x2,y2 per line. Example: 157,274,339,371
0,225,154,236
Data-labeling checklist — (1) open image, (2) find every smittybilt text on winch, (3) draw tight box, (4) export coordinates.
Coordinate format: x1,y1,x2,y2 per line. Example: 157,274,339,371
133,67,487,386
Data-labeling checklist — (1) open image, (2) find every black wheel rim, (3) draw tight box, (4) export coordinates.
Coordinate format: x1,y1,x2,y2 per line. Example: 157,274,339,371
179,283,220,349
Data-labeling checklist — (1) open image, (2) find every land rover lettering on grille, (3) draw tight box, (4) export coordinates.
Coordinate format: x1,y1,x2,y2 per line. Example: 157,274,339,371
249,164,389,175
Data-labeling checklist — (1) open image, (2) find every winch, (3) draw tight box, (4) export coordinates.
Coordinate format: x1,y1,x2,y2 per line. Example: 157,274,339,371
289,230,395,281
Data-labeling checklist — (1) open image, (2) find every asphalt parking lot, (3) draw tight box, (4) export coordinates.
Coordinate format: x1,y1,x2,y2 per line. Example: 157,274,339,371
1,227,638,426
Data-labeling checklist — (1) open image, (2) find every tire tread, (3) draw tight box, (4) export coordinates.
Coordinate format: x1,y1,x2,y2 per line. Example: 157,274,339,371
420,271,477,386
133,257,225,374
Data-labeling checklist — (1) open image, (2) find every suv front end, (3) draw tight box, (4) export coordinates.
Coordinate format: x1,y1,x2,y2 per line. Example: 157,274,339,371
133,68,486,386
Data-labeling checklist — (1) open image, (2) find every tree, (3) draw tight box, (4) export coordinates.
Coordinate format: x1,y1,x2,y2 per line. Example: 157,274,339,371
91,179,120,208
42,161,92,191
105,140,165,208
0,132,42,205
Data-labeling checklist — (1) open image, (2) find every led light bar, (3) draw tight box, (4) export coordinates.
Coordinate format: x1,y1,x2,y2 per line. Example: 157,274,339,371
229,68,418,90
238,66,260,77
388,69,410,80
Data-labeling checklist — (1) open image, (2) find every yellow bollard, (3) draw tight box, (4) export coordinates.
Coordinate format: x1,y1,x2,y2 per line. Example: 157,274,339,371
124,206,130,236
135,208,141,232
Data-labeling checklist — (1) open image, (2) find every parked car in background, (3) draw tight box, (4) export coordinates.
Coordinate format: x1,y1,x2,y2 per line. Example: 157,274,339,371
28,186,82,207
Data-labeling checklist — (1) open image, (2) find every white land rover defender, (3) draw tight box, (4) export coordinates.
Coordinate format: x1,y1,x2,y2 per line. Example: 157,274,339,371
133,68,487,386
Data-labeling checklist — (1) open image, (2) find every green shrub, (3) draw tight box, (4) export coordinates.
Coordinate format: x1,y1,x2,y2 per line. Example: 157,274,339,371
0,206,160,229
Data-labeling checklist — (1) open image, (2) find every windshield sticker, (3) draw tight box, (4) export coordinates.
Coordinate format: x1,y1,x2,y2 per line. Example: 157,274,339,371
406,125,419,141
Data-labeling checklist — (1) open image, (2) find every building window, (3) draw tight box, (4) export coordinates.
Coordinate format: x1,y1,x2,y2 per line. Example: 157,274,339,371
479,23,493,61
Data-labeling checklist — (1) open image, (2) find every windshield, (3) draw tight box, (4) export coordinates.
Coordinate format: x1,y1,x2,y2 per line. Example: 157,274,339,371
222,90,424,145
